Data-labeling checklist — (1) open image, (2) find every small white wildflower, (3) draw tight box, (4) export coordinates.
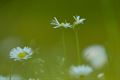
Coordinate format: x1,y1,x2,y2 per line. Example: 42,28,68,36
62,22,72,28
51,17,72,28
73,16,86,25
97,73,104,79
69,65,93,79
83,45,108,69
10,47,33,61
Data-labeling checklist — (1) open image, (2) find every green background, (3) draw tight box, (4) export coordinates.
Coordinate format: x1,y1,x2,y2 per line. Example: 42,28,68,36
0,0,120,80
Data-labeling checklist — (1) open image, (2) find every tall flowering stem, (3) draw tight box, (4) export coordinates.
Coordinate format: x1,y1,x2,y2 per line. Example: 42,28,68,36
51,17,72,62
72,16,86,64
51,16,86,64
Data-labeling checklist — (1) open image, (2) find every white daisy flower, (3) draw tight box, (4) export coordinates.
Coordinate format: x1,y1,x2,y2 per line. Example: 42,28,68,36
83,45,108,69
51,17,72,28
10,47,33,61
69,65,93,79
73,16,86,25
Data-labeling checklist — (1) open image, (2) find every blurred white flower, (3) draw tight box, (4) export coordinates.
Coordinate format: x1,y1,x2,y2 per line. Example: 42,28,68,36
0,75,23,80
11,75,23,80
69,65,93,79
73,16,86,25
51,17,72,28
83,45,108,69
10,47,33,61
0,76,7,80
28,78,40,80
97,73,104,79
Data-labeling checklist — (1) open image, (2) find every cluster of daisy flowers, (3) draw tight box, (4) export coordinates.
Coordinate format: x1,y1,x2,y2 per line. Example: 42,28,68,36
10,46,33,61
8,16,108,80
9,16,86,62
51,16,86,28
51,16,108,79
9,16,85,61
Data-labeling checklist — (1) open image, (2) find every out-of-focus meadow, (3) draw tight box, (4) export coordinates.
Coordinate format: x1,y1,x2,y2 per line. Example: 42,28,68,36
0,0,120,80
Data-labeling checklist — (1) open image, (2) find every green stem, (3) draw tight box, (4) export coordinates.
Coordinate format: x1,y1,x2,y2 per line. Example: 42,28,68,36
10,74,11,80
61,29,67,79
10,63,13,80
62,29,66,59
73,28,81,64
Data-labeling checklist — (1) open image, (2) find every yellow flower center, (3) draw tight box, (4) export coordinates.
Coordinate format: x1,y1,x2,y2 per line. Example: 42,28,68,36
18,52,27,59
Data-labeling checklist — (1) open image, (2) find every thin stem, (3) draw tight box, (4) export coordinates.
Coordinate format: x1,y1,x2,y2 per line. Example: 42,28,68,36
9,63,13,80
62,29,66,59
9,73,11,80
73,28,81,64
61,29,67,80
